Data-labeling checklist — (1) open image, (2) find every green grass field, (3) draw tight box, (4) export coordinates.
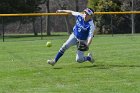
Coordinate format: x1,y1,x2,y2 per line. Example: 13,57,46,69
0,33,140,93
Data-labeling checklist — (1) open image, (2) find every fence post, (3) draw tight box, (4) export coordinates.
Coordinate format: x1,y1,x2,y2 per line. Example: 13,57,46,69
110,15,113,37
40,16,43,40
2,17,5,42
131,0,135,34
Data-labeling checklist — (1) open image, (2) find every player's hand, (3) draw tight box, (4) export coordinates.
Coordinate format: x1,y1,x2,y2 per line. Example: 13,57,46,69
77,41,89,51
56,10,61,13
86,43,90,47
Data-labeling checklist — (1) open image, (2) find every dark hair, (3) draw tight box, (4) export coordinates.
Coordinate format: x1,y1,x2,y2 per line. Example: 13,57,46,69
88,8,94,13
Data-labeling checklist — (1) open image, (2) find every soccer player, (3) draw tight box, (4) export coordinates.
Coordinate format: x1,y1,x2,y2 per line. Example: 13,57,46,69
47,8,95,66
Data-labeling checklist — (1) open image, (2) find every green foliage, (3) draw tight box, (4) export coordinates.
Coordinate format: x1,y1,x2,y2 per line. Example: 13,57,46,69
87,0,98,8
88,0,121,12
88,0,125,34
88,0,140,34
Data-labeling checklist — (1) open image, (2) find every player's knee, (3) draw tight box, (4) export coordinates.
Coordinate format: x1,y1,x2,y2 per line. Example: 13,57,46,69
76,57,84,63
60,44,69,53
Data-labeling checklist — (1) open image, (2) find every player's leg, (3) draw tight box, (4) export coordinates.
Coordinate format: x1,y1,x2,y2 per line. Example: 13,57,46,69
87,52,95,63
76,50,94,63
76,50,85,63
48,33,77,66
55,33,77,62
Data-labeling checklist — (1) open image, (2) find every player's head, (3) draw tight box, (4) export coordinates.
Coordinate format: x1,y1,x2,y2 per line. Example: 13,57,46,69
84,8,94,16
83,8,94,21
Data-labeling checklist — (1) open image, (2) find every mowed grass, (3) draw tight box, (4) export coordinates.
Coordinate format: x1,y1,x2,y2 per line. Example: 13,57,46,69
0,33,140,93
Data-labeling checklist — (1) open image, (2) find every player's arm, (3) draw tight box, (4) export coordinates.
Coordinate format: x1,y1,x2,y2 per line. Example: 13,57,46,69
87,37,93,46
57,10,82,16
87,22,95,46
57,10,73,15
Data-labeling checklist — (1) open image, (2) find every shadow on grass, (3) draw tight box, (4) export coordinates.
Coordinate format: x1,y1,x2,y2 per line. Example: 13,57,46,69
53,67,63,69
77,64,140,69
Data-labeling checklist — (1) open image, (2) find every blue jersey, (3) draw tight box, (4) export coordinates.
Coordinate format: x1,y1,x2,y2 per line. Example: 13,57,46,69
72,12,95,40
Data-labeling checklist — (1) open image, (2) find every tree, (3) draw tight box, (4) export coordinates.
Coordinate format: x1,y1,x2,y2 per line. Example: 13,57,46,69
121,0,140,33
59,3,71,35
88,0,121,34
75,0,79,11
0,0,42,13
54,0,72,35
0,0,43,36
88,0,140,34
45,0,51,36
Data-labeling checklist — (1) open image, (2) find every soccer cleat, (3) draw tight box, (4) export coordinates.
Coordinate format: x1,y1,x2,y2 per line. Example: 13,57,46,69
47,59,56,66
88,53,95,63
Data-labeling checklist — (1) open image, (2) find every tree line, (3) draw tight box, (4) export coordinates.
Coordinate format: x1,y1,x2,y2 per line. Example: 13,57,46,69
0,0,140,36
88,0,140,34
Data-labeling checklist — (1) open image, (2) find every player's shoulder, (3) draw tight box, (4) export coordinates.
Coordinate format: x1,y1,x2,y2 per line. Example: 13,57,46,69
77,13,85,18
89,20,94,26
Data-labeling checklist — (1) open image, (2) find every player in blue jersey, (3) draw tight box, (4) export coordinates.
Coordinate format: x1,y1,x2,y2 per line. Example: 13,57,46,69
47,8,95,66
